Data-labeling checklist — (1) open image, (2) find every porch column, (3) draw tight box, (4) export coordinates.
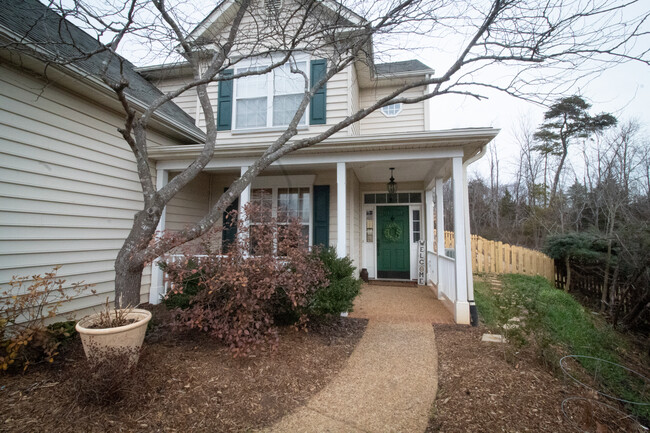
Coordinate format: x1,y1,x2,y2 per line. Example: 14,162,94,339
452,157,470,324
425,188,435,283
435,177,445,299
239,166,250,216
239,166,251,251
463,163,478,325
149,168,168,304
336,162,346,258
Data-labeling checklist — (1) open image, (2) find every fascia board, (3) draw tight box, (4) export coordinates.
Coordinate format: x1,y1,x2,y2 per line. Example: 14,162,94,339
149,128,500,161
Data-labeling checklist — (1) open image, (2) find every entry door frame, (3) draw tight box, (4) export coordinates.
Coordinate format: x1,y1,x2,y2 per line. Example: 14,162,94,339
361,191,424,281
376,205,411,279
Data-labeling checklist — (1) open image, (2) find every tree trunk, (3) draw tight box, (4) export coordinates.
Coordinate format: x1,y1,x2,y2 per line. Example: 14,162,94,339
565,255,571,292
114,251,146,308
551,149,568,203
114,206,162,308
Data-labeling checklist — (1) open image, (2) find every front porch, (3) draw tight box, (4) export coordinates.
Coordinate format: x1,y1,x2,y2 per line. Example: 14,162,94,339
147,129,499,325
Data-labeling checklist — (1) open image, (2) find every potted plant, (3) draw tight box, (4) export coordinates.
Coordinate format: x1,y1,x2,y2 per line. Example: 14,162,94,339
75,302,151,366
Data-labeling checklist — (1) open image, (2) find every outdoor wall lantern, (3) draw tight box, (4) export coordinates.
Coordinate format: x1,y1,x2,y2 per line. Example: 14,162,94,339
387,167,398,195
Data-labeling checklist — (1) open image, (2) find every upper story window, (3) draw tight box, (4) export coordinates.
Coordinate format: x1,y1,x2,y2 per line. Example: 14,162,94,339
234,58,308,130
381,103,402,117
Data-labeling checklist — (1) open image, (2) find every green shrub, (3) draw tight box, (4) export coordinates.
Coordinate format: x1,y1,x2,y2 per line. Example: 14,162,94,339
160,260,204,310
308,247,361,317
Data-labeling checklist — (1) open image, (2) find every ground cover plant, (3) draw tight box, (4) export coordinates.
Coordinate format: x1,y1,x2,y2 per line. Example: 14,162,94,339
474,274,650,424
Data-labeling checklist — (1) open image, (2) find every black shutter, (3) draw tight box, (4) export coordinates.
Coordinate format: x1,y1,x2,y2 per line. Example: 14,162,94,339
217,69,233,131
312,185,330,247
309,59,327,125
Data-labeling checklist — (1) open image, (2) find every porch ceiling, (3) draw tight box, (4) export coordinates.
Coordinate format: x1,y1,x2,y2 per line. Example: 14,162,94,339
351,160,446,184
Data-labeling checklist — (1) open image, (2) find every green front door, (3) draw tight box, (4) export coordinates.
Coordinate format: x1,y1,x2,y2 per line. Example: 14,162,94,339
377,206,410,279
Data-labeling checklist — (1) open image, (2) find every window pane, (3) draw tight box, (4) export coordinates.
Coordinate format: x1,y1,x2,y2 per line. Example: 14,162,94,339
237,67,267,98
236,97,267,128
413,221,420,232
413,210,420,220
274,62,307,95
273,94,305,126
300,189,311,221
410,192,422,203
364,194,375,204
413,232,420,242
398,193,409,203
376,193,387,204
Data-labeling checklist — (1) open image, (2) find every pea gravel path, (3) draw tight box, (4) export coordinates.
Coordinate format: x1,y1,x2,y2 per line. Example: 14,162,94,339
264,284,453,433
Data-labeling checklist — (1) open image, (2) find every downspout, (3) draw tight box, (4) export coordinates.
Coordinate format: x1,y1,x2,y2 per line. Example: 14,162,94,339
463,144,488,326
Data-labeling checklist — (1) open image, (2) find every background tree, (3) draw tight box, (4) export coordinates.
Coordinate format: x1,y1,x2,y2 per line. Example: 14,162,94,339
533,95,617,202
4,0,649,307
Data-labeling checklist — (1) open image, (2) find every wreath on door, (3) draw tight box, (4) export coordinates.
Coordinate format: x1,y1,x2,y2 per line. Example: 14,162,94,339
383,221,402,242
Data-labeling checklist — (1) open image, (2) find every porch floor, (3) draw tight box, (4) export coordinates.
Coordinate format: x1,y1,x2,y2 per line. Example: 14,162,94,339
264,283,451,433
350,283,454,324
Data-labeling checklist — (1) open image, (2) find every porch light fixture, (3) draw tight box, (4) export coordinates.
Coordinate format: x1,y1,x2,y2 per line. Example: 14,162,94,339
387,167,397,195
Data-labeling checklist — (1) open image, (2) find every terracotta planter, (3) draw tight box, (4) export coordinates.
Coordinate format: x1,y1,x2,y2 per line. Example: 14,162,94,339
75,309,152,366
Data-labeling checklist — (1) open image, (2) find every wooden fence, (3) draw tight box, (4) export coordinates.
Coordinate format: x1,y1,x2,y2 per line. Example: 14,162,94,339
440,231,555,280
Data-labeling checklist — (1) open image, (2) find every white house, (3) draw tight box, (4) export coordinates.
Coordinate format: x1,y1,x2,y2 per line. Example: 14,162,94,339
0,0,498,324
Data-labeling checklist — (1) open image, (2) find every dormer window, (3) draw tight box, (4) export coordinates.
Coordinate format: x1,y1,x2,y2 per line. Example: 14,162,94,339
381,103,402,117
234,57,308,129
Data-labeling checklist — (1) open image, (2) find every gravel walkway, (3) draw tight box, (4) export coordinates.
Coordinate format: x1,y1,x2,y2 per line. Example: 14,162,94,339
264,283,451,433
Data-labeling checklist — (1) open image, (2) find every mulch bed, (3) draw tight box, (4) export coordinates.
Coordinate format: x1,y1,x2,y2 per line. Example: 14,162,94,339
1,315,367,432
428,324,645,433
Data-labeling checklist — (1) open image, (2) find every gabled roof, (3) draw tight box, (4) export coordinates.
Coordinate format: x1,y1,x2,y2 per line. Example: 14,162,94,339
0,0,204,143
375,60,434,77
187,0,366,44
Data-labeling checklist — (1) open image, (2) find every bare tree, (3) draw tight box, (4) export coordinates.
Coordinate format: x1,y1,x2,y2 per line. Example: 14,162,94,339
5,0,649,306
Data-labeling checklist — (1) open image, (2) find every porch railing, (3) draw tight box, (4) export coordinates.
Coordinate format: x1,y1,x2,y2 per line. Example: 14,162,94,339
426,250,456,303
437,254,456,303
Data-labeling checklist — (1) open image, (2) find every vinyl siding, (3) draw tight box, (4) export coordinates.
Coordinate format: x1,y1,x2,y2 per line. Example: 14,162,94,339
348,62,360,136
151,76,199,124
0,62,181,318
359,85,426,134
165,172,211,232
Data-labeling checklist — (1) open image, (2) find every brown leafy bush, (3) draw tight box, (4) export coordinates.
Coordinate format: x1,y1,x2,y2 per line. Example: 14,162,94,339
162,204,327,357
68,346,142,406
1,266,91,371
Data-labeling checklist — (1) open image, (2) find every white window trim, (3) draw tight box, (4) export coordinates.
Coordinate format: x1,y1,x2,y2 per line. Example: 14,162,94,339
380,103,403,118
233,54,311,130
250,176,314,247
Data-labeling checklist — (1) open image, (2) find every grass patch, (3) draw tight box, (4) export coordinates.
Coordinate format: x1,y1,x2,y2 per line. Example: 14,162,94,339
475,274,649,423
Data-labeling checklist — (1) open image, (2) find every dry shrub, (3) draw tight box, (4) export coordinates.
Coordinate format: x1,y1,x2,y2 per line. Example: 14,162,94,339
1,266,92,371
162,204,328,357
68,346,142,406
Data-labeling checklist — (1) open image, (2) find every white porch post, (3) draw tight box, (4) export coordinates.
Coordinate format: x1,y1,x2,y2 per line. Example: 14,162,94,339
425,188,435,283
435,177,445,299
463,163,478,325
149,168,168,304
239,166,251,250
452,157,470,324
239,166,251,216
336,162,347,258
